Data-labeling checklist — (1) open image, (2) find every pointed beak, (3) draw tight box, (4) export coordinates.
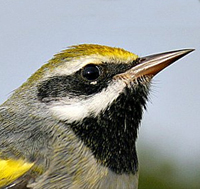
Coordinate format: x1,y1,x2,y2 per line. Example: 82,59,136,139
128,49,194,79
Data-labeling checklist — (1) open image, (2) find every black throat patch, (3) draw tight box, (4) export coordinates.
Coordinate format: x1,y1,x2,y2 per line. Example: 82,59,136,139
69,82,150,175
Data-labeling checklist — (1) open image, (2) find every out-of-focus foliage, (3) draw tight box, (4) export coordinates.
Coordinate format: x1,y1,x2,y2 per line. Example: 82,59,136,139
138,146,200,189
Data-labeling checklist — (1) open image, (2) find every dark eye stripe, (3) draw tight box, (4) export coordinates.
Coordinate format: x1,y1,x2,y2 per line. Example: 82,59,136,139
37,74,109,102
37,61,138,102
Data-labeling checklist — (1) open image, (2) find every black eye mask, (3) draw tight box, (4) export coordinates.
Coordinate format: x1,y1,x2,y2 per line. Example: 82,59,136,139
37,61,139,102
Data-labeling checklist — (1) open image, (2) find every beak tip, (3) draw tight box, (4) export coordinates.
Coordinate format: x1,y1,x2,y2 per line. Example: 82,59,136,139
135,48,195,77
179,48,195,55
171,48,195,61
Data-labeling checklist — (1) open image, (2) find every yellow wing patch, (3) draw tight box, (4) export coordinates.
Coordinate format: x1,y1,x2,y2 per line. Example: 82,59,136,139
0,159,34,187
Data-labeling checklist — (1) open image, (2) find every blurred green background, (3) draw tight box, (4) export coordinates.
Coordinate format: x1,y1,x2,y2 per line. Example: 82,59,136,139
138,144,200,189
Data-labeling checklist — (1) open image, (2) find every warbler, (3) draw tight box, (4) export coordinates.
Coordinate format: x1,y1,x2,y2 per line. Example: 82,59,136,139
0,44,193,189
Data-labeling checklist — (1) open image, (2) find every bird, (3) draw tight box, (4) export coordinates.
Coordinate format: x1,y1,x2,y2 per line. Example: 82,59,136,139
0,44,193,189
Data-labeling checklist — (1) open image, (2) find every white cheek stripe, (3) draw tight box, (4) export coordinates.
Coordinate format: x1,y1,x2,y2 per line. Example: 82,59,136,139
50,81,126,123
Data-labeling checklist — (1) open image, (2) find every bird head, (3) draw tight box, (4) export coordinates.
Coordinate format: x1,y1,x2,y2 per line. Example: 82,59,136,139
6,44,193,176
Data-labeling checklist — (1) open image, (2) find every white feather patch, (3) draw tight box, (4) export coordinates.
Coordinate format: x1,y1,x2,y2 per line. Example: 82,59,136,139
45,54,133,79
50,81,126,123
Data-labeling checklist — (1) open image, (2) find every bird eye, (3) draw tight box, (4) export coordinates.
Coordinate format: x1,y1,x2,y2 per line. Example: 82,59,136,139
81,64,101,81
